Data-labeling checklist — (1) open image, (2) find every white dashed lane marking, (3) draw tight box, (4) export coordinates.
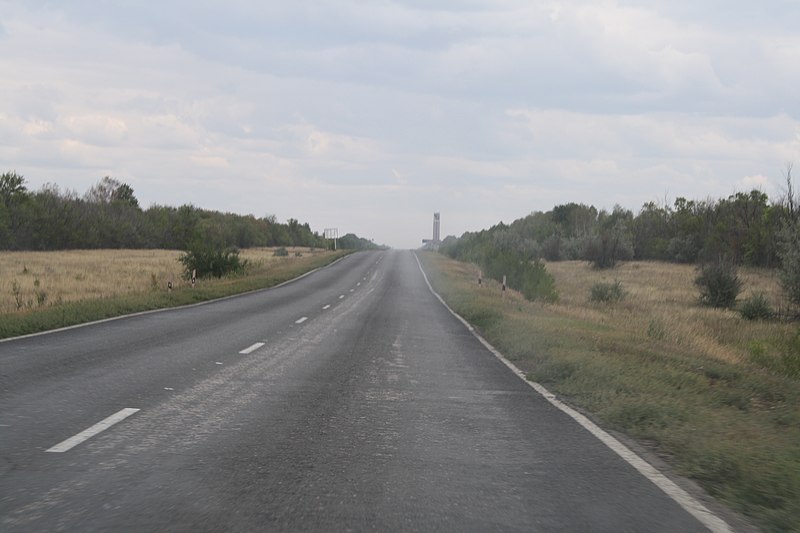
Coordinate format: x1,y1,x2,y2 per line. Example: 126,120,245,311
323,305,331,310
46,408,140,453
239,342,265,355
295,317,308,324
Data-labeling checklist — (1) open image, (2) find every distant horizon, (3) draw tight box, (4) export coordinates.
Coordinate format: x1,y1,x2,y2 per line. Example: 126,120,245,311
7,169,788,250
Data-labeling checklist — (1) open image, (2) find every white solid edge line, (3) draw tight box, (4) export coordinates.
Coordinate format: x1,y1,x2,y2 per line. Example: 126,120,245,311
412,252,733,533
295,317,308,324
239,342,266,355
46,408,140,453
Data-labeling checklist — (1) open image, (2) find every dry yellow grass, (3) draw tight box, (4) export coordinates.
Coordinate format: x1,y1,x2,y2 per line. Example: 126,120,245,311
544,261,790,366
0,247,325,314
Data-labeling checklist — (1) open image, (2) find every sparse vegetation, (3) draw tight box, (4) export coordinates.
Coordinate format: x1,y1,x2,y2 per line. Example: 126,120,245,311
779,224,800,309
439,232,558,302
419,252,799,533
0,248,346,337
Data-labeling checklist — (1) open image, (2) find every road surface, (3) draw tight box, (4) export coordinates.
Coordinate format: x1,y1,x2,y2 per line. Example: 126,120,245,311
0,250,724,531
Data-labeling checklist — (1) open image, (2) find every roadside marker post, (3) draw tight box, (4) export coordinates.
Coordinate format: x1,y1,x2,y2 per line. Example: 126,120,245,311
478,271,482,287
502,275,506,299
191,269,196,288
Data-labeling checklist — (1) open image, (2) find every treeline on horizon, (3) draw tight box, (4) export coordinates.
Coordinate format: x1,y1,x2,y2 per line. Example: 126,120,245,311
0,172,382,252
442,187,793,269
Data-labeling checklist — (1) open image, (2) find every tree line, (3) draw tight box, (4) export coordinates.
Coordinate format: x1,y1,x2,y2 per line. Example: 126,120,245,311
440,170,800,307
0,172,381,252
441,186,792,270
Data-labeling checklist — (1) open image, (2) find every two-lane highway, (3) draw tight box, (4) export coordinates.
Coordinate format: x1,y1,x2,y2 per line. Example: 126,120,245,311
1,250,728,531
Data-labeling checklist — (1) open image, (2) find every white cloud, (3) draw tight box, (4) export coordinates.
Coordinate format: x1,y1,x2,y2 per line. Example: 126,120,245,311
1,1,799,248
736,174,772,192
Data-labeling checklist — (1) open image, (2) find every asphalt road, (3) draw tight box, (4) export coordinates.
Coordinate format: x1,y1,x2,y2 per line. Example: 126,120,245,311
0,250,723,531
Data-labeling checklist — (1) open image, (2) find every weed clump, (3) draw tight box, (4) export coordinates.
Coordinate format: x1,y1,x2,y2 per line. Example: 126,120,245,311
695,257,742,309
179,247,247,279
739,293,772,321
11,280,23,310
273,247,289,257
589,280,625,303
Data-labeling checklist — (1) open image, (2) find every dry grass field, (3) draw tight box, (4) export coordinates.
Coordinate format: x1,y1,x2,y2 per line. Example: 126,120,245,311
419,252,800,533
0,247,327,314
546,260,791,366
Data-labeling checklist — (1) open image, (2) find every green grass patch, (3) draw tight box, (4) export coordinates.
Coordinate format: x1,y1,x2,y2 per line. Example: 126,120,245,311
419,251,800,533
0,251,349,339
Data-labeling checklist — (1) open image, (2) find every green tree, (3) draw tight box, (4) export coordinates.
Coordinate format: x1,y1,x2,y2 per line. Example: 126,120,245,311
632,201,671,260
0,171,30,249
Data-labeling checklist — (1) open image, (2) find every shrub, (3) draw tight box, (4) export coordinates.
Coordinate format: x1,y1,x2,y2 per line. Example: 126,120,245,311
695,257,742,309
589,280,625,303
520,260,559,302
273,247,289,257
481,251,558,302
739,293,772,321
178,247,247,279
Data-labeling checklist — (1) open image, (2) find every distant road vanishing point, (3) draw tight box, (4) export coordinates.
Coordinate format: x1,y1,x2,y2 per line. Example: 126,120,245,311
0,250,729,531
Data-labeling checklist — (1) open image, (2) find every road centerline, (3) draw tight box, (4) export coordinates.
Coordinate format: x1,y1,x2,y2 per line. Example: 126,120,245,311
46,408,140,453
239,342,265,355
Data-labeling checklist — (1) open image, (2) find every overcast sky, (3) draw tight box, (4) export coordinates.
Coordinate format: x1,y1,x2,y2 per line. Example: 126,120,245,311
2,1,799,248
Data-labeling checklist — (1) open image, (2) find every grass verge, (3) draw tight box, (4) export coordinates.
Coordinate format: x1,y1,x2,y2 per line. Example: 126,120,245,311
0,250,349,340
419,251,800,533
